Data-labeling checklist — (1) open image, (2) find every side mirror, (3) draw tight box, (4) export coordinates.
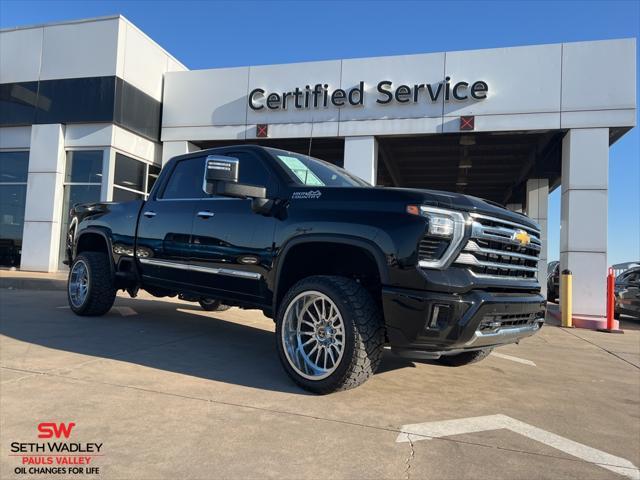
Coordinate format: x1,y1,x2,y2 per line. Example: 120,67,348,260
205,155,239,184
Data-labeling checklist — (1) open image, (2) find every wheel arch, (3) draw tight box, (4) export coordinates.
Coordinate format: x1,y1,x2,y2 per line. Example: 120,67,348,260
273,234,389,313
74,228,115,278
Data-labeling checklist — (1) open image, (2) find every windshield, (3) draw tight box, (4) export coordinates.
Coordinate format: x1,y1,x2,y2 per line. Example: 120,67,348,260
266,148,370,187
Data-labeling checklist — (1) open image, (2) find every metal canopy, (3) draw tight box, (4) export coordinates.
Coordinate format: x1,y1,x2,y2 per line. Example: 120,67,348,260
377,131,563,205
195,130,563,206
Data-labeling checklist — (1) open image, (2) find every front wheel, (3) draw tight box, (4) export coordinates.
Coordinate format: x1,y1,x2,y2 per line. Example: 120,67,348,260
438,348,492,367
67,252,116,316
276,276,385,394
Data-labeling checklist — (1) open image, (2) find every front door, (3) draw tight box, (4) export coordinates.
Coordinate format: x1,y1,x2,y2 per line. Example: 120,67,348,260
189,150,279,304
136,156,207,287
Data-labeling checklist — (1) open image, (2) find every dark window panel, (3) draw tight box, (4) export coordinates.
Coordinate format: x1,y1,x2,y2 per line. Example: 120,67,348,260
0,150,29,183
58,184,101,269
1,77,161,143
65,150,103,183
0,82,38,125
114,153,145,191
114,78,161,141
147,165,161,193
161,157,207,200
35,77,116,124
0,184,27,267
112,187,144,202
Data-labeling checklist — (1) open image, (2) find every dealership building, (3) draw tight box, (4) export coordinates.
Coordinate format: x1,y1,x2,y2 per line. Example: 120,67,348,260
0,15,636,319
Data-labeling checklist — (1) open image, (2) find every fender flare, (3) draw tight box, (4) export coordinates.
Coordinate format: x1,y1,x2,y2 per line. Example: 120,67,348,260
272,233,390,307
74,227,116,278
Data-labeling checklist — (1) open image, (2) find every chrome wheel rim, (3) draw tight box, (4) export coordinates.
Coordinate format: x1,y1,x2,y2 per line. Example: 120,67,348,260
281,291,345,380
69,259,89,308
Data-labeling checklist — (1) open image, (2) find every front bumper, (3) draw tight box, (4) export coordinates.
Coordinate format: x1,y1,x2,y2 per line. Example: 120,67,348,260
382,286,545,359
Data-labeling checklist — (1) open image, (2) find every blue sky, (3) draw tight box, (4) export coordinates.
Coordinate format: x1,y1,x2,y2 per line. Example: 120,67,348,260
1,0,639,265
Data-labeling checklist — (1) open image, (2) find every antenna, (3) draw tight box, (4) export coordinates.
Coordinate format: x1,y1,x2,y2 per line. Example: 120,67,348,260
308,116,314,157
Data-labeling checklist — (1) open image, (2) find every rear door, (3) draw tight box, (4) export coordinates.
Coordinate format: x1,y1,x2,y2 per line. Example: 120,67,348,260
136,156,206,287
189,150,279,303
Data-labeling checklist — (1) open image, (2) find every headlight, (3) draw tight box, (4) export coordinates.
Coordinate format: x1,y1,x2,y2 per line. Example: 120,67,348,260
426,214,455,237
407,205,467,269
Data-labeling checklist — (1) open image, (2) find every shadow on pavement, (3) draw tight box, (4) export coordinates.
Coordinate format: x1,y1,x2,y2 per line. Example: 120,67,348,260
0,292,419,394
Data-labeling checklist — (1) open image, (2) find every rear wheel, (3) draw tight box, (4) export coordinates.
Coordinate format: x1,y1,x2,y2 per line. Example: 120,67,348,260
198,298,231,312
276,275,384,394
438,348,492,367
67,252,116,316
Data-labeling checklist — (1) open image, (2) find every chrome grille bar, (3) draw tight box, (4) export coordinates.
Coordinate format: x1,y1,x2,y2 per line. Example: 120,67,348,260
455,213,541,280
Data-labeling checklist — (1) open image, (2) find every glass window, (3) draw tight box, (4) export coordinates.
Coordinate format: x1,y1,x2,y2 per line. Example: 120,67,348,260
113,188,144,202
0,82,38,126
35,77,116,124
59,151,103,269
65,151,103,183
114,153,145,192
223,151,277,194
161,157,206,200
0,184,27,267
0,150,29,183
266,148,369,187
0,151,29,267
147,165,161,193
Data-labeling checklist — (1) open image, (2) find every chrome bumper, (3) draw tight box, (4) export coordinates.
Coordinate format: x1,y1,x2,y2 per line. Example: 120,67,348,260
464,319,544,349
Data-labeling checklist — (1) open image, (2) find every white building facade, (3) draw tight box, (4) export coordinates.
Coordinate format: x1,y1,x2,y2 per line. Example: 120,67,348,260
0,16,636,321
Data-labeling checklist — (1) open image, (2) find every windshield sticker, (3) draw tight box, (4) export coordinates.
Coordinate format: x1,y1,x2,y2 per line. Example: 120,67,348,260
292,190,322,200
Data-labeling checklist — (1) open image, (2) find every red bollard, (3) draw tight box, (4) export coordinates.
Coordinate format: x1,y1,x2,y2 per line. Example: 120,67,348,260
598,267,623,334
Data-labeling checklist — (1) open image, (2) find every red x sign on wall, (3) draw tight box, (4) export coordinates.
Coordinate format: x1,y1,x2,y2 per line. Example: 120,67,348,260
460,116,475,131
257,124,268,138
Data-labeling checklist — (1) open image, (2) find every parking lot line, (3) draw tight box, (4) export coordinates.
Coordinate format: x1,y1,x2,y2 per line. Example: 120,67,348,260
396,414,640,480
490,351,537,366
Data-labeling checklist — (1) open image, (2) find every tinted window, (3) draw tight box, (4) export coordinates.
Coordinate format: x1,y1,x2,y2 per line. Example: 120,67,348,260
224,151,278,195
113,188,144,202
114,153,145,192
0,82,38,125
36,77,116,124
162,157,207,199
147,165,161,193
65,151,103,183
114,78,161,141
0,151,29,183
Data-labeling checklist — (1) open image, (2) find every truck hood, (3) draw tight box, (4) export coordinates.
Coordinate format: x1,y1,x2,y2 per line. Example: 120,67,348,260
397,187,538,229
293,186,540,231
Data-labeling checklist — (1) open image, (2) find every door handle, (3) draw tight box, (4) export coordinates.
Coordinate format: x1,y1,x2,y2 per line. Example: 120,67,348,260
197,211,214,218
143,211,156,218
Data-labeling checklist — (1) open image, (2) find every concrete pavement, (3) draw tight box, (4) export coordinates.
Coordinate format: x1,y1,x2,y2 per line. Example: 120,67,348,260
1,284,639,479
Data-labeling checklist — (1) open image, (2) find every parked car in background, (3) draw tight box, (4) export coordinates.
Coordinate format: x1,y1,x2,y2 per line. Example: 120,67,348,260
547,262,560,303
615,267,640,319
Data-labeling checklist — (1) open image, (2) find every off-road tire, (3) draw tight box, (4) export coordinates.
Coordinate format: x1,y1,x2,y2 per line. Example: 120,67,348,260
275,275,385,394
67,252,116,316
199,298,231,312
438,348,492,367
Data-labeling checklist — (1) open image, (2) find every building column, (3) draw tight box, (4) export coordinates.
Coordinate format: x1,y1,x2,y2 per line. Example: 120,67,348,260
526,178,549,297
344,136,378,185
20,124,66,272
161,141,199,166
560,128,609,318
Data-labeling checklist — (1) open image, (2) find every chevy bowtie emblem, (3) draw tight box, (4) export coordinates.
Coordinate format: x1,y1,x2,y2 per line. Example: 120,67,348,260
513,230,531,246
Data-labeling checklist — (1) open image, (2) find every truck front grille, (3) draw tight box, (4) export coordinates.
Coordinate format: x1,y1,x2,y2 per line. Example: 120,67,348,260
479,311,543,332
455,213,541,280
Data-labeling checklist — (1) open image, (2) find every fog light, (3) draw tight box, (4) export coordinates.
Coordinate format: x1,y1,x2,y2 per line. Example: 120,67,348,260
427,304,451,329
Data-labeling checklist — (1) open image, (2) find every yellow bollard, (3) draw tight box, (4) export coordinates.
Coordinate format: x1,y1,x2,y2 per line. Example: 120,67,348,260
560,269,573,328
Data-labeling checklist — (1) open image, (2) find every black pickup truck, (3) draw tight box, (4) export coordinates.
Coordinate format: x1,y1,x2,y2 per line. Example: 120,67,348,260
66,145,545,393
